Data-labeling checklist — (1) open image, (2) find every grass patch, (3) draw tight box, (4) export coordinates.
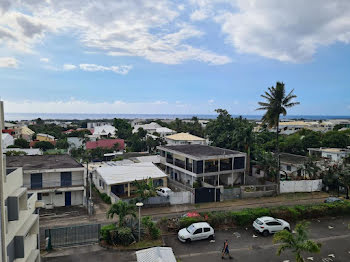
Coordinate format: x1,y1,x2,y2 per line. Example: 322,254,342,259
121,239,163,250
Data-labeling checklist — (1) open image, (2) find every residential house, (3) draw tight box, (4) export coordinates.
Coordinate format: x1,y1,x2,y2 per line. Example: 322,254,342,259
86,139,124,151
133,122,176,137
1,133,14,149
158,145,246,187
3,148,43,156
87,122,113,129
36,133,55,142
0,101,40,262
165,132,207,145
6,155,86,208
17,126,35,141
279,153,308,179
308,147,350,162
92,162,167,202
67,137,84,152
92,125,116,139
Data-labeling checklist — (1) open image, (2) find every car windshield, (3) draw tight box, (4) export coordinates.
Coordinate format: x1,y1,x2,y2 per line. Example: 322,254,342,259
255,219,263,225
186,224,196,234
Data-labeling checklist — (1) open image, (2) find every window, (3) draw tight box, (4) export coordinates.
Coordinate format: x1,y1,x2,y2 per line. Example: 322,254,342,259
286,165,291,171
193,228,202,235
204,228,210,232
37,193,42,200
233,157,245,169
42,193,49,197
31,173,42,189
266,221,281,226
55,192,62,195
61,172,72,187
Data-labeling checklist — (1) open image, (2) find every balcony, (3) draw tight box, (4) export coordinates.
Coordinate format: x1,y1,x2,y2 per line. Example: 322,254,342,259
166,157,173,164
174,159,185,169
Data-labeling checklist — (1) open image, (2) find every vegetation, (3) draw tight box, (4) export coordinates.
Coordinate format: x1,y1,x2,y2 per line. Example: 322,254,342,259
100,224,117,245
5,150,27,156
107,201,136,227
132,179,157,200
156,116,205,137
257,82,300,185
274,222,321,262
142,216,161,240
113,118,132,139
33,141,55,151
14,138,30,148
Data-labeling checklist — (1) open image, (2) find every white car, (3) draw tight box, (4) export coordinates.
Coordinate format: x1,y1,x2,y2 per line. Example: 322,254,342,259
178,222,215,243
253,216,290,237
156,187,172,197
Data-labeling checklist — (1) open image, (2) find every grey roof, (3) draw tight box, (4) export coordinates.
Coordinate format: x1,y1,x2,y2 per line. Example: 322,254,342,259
136,247,176,262
6,154,83,170
160,144,242,158
279,153,307,165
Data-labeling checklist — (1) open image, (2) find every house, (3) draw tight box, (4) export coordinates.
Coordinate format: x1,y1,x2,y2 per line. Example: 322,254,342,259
154,127,176,137
92,125,116,138
86,139,124,151
36,133,55,142
133,122,176,137
3,148,43,155
308,147,350,162
279,153,308,179
0,101,41,262
18,126,35,141
165,132,206,145
6,154,86,208
87,122,113,129
136,247,176,262
158,144,246,187
92,162,167,202
1,133,14,149
67,137,84,151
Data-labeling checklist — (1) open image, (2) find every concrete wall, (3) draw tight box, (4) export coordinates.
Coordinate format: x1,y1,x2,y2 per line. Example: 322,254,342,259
169,191,193,204
41,190,84,207
222,188,241,200
280,179,322,193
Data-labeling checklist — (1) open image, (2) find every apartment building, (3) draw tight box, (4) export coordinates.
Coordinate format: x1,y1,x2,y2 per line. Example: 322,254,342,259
158,144,246,187
6,155,86,208
1,101,40,262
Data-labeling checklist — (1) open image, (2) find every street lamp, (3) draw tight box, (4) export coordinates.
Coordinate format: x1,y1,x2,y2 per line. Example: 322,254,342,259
136,202,144,242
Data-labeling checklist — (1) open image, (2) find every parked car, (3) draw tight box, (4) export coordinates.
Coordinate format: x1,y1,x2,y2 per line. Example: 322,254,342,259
253,216,290,237
178,222,214,243
156,187,172,197
324,197,343,203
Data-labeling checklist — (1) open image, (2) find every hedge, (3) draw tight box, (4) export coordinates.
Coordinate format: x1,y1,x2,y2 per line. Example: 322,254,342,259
175,201,350,230
100,224,117,244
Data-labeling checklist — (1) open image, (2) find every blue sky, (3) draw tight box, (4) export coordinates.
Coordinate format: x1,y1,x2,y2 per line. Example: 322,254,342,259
0,0,349,115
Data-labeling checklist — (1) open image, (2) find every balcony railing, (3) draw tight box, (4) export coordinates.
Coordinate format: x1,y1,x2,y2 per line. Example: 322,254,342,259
24,179,84,189
186,163,193,172
174,159,185,169
166,157,173,164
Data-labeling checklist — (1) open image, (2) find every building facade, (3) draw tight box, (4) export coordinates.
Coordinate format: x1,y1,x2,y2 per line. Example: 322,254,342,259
158,145,246,187
1,101,40,262
6,155,86,209
308,148,350,162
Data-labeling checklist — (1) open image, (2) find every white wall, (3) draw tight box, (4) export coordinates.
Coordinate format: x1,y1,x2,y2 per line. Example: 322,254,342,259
280,179,322,193
41,190,84,207
23,170,84,188
169,191,192,205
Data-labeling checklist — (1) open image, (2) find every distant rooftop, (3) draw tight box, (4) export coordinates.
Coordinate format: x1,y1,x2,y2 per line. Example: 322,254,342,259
279,153,307,165
308,148,350,153
6,154,83,170
159,144,242,158
165,132,205,141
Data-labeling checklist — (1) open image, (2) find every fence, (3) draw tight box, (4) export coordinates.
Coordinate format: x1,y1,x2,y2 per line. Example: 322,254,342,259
240,184,277,199
280,179,322,193
168,179,194,193
169,191,193,205
142,196,170,207
44,223,103,248
222,187,241,200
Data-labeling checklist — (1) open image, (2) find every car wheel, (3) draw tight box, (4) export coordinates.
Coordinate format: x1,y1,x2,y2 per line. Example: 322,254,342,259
262,230,269,237
208,235,214,240
284,227,290,232
186,238,191,243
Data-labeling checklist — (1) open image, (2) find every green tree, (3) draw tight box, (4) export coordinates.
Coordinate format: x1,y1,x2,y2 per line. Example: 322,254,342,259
33,141,54,151
273,222,321,262
133,179,157,200
56,138,69,149
113,118,132,139
14,138,30,148
339,165,350,199
300,157,321,179
322,131,350,148
254,151,278,182
257,82,299,188
106,201,136,227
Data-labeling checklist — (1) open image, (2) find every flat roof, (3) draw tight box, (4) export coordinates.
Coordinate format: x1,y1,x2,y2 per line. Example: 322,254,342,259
6,154,83,170
308,148,350,153
159,144,242,158
279,153,307,165
96,162,166,185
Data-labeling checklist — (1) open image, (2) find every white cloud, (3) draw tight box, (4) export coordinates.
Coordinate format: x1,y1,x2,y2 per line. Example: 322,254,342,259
0,0,230,65
40,57,49,63
215,0,350,62
0,57,18,68
208,99,214,105
79,64,132,75
63,64,77,70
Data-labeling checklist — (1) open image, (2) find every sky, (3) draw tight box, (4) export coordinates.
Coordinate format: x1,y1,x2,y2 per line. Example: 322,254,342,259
0,0,350,116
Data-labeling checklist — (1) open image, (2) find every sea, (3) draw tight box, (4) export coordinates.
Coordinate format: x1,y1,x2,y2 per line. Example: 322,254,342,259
4,113,350,121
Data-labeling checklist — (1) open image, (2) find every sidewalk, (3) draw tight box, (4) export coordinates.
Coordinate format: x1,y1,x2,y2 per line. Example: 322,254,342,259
39,192,329,228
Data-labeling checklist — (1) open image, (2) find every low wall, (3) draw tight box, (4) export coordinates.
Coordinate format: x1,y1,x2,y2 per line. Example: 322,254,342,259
222,188,241,200
240,184,277,199
280,179,322,193
169,191,193,205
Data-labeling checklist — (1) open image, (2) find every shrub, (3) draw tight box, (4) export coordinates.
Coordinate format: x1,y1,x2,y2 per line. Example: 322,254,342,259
112,227,135,246
100,224,116,244
142,216,161,240
178,217,204,229
100,193,111,204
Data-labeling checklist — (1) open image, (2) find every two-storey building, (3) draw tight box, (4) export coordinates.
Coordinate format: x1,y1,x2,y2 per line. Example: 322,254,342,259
1,101,40,262
6,155,86,208
158,145,246,187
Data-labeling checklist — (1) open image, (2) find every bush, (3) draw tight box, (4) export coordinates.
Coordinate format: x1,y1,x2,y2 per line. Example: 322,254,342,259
101,193,112,204
112,227,135,246
100,224,116,244
142,216,161,240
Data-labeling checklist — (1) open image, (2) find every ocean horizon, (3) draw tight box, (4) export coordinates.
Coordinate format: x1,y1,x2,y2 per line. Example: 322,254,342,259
4,113,350,121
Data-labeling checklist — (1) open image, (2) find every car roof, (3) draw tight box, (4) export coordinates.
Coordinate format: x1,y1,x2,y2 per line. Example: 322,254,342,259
191,222,211,228
257,216,275,222
159,187,171,190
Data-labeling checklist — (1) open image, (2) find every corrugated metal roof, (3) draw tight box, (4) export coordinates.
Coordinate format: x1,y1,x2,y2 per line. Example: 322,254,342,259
136,247,176,262
165,132,205,141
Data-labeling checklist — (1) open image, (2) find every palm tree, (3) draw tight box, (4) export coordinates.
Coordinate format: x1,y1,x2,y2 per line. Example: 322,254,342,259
257,82,299,191
107,201,136,227
132,179,157,200
274,222,321,262
300,157,321,180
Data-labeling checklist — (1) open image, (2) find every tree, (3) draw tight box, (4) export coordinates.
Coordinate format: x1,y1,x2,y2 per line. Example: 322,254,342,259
113,118,132,139
106,201,136,227
56,138,69,149
322,131,350,148
257,82,299,189
33,141,54,151
14,138,30,148
132,179,157,200
5,150,27,156
254,151,278,182
273,222,321,262
339,165,350,199
300,157,321,179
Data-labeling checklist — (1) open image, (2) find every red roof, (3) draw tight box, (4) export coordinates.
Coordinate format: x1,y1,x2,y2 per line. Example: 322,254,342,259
2,129,15,136
86,139,125,150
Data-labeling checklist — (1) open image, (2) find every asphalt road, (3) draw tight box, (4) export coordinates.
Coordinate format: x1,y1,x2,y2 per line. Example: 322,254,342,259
43,216,350,262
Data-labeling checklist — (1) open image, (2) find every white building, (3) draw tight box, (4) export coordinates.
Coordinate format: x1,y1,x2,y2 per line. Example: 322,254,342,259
265,121,335,135
136,247,176,262
165,132,206,145
1,101,40,262
67,137,84,151
87,122,113,129
308,148,350,162
92,125,116,138
3,148,43,156
1,133,14,149
6,155,86,209
92,162,167,202
133,122,176,137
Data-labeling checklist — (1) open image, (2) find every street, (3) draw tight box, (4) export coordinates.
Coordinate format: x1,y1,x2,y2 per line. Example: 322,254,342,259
42,216,350,262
